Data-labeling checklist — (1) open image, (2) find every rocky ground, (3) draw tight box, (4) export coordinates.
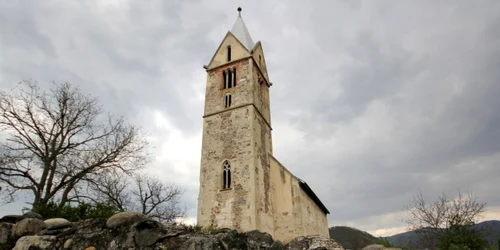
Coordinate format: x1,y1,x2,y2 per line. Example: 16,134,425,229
0,211,345,250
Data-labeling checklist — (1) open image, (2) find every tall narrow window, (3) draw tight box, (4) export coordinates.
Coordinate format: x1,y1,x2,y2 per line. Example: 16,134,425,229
222,68,237,89
222,71,227,89
232,68,236,87
227,46,231,61
225,94,232,108
222,161,231,189
228,70,233,88
259,55,262,66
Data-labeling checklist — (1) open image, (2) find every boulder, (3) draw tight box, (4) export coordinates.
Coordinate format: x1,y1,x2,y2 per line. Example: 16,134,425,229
0,222,13,244
286,235,344,250
21,211,43,220
3,215,347,249
246,229,274,247
12,235,55,250
13,218,46,238
131,219,167,247
0,215,23,224
44,218,71,230
106,211,147,229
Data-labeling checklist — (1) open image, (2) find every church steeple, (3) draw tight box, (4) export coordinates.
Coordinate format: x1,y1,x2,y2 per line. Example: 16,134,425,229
230,7,254,50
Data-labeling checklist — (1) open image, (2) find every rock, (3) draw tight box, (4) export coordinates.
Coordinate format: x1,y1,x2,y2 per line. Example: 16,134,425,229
13,218,46,238
180,235,224,249
132,219,167,247
63,238,73,249
44,218,71,230
1,215,346,249
270,240,286,249
22,211,43,220
246,229,274,247
12,235,55,250
361,244,388,250
286,235,345,250
218,230,251,249
0,222,13,244
0,215,23,223
106,211,147,229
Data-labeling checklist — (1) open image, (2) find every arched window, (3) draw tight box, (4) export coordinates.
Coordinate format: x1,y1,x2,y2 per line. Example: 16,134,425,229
222,68,236,89
259,55,262,66
227,46,231,61
222,161,231,189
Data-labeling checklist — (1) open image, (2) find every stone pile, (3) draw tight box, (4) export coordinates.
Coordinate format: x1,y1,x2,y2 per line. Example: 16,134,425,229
0,211,344,250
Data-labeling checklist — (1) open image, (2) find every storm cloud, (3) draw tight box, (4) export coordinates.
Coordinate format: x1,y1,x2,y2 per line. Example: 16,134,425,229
1,0,499,236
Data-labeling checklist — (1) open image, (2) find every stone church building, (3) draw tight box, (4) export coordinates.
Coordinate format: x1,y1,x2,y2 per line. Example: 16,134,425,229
197,8,329,242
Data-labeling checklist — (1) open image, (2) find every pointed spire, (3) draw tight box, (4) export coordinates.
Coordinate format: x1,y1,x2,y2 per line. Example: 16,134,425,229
231,7,254,50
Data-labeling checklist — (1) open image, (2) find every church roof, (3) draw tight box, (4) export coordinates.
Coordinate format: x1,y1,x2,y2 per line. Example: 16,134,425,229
298,179,330,215
230,8,254,51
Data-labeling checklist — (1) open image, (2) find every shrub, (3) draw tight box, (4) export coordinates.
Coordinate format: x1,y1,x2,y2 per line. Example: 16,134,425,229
32,201,119,221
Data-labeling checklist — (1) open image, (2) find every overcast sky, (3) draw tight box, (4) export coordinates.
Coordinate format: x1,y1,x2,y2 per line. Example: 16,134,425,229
1,0,499,237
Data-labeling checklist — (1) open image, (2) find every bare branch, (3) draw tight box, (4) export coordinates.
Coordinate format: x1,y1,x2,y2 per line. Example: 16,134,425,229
0,80,149,209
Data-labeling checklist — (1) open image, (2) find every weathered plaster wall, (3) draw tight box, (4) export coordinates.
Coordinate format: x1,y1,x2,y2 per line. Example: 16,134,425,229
208,33,250,70
269,156,299,243
251,62,271,128
269,156,329,242
199,32,328,243
197,105,256,231
297,183,329,237
204,58,253,116
251,42,270,82
252,107,274,234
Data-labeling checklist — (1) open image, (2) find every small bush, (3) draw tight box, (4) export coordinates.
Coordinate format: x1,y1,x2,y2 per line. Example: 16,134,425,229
32,201,119,221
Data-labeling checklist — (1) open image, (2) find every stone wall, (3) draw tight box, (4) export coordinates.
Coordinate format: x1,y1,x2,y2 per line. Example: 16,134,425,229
0,211,344,250
269,155,330,242
198,28,329,243
197,105,256,231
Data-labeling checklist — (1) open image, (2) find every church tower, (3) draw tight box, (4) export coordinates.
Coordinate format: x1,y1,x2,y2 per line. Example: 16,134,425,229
197,7,275,233
197,8,330,242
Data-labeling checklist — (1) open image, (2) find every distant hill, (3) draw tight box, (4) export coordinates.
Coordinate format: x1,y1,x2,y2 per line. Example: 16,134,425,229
329,226,378,250
386,220,500,249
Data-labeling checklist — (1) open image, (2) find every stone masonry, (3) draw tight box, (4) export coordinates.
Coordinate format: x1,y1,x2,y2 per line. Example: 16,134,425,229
197,9,330,243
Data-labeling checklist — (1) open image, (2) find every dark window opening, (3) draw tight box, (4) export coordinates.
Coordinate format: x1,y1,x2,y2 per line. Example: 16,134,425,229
233,68,236,87
223,161,231,189
227,46,231,61
228,70,233,88
222,69,237,89
222,71,227,89
225,94,232,108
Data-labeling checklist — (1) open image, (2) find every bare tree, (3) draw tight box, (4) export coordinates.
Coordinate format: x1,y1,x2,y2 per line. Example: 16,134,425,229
404,191,487,249
84,172,185,222
0,80,149,209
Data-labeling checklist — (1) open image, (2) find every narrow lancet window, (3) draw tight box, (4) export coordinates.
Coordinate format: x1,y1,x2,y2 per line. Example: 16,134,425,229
222,71,227,89
225,94,232,108
233,68,237,87
228,70,233,88
227,46,231,61
223,161,231,189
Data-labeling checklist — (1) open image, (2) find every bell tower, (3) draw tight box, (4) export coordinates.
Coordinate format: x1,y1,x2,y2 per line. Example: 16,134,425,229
197,7,275,233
